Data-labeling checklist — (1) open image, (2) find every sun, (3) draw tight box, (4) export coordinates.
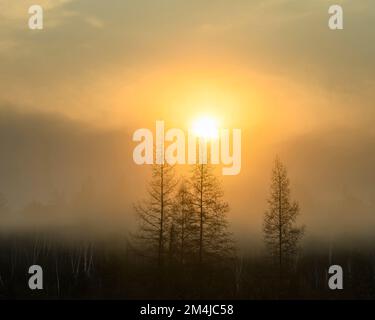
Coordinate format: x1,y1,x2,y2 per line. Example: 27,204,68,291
191,116,219,139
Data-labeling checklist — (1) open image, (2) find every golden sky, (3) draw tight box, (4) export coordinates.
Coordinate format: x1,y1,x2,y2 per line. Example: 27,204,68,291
0,0,374,134
0,0,375,242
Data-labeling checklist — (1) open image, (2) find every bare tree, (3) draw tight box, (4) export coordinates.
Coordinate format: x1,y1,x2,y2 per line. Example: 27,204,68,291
263,157,304,279
134,163,177,267
189,164,233,264
170,181,197,264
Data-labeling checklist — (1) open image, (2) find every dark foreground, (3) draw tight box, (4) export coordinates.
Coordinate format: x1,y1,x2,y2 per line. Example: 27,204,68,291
0,233,374,300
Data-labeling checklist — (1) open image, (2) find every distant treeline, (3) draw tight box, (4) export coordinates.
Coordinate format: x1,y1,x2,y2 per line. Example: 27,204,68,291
0,158,375,299
0,233,374,299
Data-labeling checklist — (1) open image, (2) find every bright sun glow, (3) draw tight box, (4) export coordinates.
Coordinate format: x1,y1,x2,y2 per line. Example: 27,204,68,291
192,116,219,139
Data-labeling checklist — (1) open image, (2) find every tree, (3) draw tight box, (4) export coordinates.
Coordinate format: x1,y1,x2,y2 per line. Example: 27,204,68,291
189,163,233,264
263,157,304,279
170,181,197,265
134,163,177,267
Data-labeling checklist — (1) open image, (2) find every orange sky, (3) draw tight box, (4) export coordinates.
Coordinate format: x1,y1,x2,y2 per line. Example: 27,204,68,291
0,0,375,244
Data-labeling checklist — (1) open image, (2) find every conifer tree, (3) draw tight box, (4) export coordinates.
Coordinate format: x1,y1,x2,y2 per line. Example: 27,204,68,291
263,157,304,277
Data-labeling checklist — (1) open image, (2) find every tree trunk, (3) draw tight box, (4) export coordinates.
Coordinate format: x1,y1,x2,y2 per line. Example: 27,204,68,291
199,164,204,264
158,164,164,267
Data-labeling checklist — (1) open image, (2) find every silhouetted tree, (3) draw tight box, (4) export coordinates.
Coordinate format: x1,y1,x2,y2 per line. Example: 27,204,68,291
170,181,197,264
189,164,233,264
263,157,304,279
134,163,178,267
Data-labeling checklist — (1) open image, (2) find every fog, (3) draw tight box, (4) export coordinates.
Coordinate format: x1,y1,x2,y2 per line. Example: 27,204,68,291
0,106,374,248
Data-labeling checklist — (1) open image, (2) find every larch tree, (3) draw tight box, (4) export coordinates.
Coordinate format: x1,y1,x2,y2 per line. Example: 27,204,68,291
170,181,197,265
134,162,178,267
263,157,304,278
189,163,233,264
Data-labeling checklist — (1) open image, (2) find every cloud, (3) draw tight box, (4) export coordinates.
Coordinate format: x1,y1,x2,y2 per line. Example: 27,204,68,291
84,15,104,28
0,0,374,131
0,0,74,21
